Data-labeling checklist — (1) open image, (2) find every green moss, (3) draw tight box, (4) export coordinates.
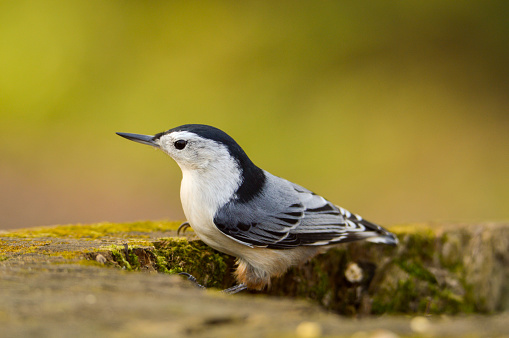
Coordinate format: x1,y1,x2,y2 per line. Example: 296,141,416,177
401,229,437,262
155,255,170,274
3,221,181,239
0,237,95,261
123,239,154,247
311,263,332,301
371,278,468,315
387,223,435,235
430,286,474,314
370,226,480,315
98,238,234,288
42,250,83,260
466,284,484,313
372,279,419,313
0,240,52,256
370,228,443,314
109,245,133,270
152,238,234,288
128,250,141,270
438,232,465,272
396,260,437,284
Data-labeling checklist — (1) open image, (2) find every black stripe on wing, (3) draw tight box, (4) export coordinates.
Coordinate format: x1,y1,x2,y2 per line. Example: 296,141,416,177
213,201,305,248
266,205,392,248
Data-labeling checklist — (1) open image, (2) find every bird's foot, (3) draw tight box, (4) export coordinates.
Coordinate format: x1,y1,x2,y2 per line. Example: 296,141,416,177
178,273,247,294
178,272,206,289
177,222,191,236
221,283,247,295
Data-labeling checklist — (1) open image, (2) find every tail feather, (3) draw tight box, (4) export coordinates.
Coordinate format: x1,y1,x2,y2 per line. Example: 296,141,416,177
354,217,399,246
366,232,398,246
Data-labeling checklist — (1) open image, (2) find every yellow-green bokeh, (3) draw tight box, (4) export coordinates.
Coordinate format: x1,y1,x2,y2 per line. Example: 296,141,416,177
1,1,508,228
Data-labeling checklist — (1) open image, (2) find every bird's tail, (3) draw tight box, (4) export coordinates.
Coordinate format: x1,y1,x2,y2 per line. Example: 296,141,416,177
365,231,398,245
359,218,399,246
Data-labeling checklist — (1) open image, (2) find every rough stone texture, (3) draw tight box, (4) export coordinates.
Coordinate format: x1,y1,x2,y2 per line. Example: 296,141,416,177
1,221,508,337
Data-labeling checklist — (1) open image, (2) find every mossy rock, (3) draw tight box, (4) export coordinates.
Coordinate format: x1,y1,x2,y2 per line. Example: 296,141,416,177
2,221,508,317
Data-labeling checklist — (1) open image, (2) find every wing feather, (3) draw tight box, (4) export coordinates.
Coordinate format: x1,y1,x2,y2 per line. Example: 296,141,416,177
213,172,397,249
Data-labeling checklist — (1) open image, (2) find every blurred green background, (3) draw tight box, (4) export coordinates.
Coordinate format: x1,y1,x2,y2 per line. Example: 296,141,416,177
1,1,508,229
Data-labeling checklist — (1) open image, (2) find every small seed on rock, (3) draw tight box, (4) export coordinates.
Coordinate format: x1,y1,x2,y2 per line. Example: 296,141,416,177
345,262,363,283
95,254,107,264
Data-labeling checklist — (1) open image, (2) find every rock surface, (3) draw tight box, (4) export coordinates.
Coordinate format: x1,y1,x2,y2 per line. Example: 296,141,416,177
1,221,508,337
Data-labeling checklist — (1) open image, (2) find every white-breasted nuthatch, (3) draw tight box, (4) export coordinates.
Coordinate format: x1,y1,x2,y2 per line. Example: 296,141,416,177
117,124,398,293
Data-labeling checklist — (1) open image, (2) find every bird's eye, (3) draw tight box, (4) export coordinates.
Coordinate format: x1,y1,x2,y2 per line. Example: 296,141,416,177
174,140,187,150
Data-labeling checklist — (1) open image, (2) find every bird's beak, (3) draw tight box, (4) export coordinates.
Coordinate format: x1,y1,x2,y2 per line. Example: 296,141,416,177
116,132,159,148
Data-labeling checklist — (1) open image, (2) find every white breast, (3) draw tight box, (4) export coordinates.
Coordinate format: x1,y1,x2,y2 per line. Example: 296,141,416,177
179,159,242,252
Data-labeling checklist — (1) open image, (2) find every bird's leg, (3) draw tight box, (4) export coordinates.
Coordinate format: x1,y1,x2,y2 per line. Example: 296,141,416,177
178,272,206,289
177,221,191,236
221,283,248,294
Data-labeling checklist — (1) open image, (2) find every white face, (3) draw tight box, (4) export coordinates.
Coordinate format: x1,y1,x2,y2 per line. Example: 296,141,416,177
156,131,235,172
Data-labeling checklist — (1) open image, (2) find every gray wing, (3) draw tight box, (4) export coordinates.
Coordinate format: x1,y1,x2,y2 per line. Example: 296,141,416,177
213,172,396,249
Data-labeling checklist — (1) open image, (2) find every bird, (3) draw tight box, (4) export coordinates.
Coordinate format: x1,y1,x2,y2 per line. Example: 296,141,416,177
117,124,398,293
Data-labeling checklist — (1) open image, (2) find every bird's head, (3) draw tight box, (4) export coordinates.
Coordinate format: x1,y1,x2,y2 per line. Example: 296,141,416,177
117,124,251,173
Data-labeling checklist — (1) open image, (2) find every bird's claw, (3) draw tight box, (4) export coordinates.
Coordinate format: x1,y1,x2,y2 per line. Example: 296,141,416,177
177,222,191,236
177,273,247,294
178,272,206,289
221,283,247,295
